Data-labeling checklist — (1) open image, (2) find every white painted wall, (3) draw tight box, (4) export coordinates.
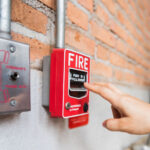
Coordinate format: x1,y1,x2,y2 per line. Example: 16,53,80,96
0,69,149,150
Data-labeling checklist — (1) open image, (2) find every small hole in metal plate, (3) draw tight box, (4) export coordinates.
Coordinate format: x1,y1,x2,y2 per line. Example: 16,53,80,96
10,72,20,81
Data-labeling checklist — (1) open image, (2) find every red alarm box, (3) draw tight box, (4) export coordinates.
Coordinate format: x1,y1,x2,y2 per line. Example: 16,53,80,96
50,49,90,118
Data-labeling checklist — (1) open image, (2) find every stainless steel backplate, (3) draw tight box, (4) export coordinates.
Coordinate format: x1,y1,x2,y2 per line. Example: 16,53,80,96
0,38,30,114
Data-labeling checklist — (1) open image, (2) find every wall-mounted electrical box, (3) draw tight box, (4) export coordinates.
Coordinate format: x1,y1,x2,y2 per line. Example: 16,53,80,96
49,49,90,118
0,38,30,114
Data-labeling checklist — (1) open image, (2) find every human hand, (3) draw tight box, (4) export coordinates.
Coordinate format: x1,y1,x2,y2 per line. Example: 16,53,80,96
84,82,150,135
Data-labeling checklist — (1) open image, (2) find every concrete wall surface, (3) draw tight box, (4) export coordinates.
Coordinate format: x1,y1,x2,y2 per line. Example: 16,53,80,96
0,69,149,150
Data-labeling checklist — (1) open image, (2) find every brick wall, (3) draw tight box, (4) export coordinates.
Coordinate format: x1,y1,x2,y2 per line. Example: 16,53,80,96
11,0,150,87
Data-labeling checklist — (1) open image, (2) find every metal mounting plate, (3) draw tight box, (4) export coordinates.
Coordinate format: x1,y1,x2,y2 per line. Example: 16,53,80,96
42,56,50,107
0,38,30,114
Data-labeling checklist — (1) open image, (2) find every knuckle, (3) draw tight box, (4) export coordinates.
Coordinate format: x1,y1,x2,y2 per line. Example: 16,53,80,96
118,94,127,106
107,83,113,88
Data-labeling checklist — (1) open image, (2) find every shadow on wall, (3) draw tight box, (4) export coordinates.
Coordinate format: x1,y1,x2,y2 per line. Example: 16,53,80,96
0,113,20,125
43,106,66,128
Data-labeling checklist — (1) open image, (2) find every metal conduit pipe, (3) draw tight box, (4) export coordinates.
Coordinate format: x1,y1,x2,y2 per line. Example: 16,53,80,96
56,0,66,48
0,0,11,39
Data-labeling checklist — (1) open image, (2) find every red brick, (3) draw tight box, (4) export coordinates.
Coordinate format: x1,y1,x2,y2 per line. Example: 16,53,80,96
97,45,109,60
142,31,150,47
126,47,150,69
128,0,149,34
138,9,148,30
96,4,110,25
126,48,141,63
142,41,150,53
124,72,150,86
39,0,55,9
97,6,138,50
108,19,136,49
65,27,95,56
11,32,50,61
101,0,117,16
39,0,56,9
129,0,150,34
125,29,137,48
91,60,113,77
96,3,147,52
117,0,130,15
140,59,150,70
90,20,116,48
116,10,126,25
110,52,126,68
126,22,146,51
138,0,150,13
134,66,150,79
12,0,48,34
136,44,150,60
67,2,88,30
117,0,139,26
126,35,136,48
110,52,134,70
128,0,137,12
115,69,150,86
135,32,147,48
115,70,124,81
108,19,138,51
96,4,131,45
116,39,127,55
108,20,129,42
126,62,134,70
138,0,145,10
124,72,139,84
128,0,142,21
116,11,137,46
78,0,93,12
127,49,150,69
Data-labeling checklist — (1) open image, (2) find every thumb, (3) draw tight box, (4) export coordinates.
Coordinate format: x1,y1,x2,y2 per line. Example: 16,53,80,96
103,118,129,132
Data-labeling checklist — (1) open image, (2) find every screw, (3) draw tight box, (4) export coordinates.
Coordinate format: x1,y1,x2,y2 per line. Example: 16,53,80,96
83,103,88,112
10,72,19,81
65,102,71,110
10,100,16,106
9,45,16,53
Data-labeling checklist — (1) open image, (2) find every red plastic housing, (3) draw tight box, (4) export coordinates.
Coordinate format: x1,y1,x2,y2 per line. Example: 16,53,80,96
50,49,90,118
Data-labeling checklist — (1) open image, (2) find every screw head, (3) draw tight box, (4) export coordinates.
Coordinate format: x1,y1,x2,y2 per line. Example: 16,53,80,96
10,99,16,106
10,72,20,81
65,102,71,110
83,103,88,112
9,45,16,53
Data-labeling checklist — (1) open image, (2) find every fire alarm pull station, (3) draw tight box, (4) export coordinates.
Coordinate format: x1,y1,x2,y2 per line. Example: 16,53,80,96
0,38,30,114
42,49,90,128
50,49,90,119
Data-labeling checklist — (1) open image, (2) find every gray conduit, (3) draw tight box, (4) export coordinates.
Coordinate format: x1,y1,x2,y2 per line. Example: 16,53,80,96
56,0,66,48
0,0,11,39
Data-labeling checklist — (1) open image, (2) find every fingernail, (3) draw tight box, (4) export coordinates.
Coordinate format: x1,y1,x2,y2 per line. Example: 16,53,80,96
102,121,107,128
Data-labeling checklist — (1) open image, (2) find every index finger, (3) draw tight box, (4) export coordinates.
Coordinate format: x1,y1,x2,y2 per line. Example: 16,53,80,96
84,82,121,108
